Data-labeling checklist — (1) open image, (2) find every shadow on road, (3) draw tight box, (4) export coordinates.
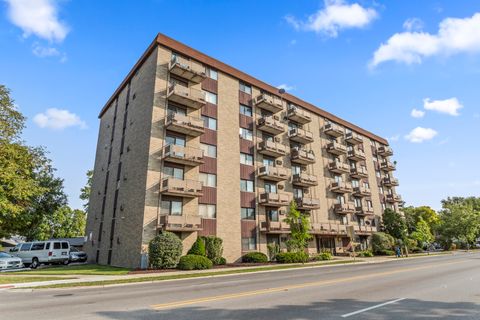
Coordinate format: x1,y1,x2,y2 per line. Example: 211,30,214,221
96,298,480,319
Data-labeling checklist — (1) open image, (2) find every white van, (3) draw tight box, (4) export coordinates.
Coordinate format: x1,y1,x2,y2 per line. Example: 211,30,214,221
10,241,70,269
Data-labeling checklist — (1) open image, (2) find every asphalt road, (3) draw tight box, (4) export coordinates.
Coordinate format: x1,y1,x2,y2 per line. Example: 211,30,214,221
2,252,479,319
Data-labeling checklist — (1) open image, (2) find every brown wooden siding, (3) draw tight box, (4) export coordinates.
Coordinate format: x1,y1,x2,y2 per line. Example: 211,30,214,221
201,78,218,93
201,103,217,118
239,114,253,130
240,138,254,154
240,164,254,180
198,186,217,204
198,218,216,237
199,157,217,173
240,192,255,208
239,91,252,106
241,220,257,237
200,128,217,145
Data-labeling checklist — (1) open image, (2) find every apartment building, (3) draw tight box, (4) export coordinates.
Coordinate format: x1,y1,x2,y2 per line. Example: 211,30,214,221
84,33,401,268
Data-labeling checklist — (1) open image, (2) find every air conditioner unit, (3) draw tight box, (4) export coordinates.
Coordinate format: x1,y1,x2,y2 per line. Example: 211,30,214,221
276,160,283,166
274,137,280,142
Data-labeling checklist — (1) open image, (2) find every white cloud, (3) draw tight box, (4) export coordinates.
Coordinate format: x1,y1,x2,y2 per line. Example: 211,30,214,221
411,108,425,118
403,18,424,31
277,84,295,91
389,135,400,142
405,127,438,143
423,97,463,116
33,108,86,130
371,12,480,67
4,0,69,42
286,0,378,38
32,43,60,57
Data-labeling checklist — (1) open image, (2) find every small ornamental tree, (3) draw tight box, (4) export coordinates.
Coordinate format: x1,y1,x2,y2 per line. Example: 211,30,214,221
410,218,434,249
203,236,224,265
284,201,312,253
188,237,206,256
149,232,183,269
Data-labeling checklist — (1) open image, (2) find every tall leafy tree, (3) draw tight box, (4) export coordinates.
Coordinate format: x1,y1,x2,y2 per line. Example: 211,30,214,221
80,170,93,212
410,218,434,249
403,206,439,234
284,201,312,252
437,200,480,248
382,208,408,240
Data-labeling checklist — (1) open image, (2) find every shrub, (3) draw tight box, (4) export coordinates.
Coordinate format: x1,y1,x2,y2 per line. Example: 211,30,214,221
242,252,268,263
314,251,333,261
188,237,206,256
267,242,280,261
149,232,183,269
357,250,374,257
376,249,395,256
177,254,213,270
203,236,224,265
217,257,227,265
275,252,309,263
372,232,395,255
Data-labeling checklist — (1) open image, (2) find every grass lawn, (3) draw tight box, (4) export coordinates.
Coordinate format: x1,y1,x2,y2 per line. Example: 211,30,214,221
0,276,72,285
17,264,130,276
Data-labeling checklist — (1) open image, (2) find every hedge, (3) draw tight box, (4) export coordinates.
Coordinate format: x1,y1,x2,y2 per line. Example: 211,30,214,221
188,237,206,256
242,252,268,263
177,254,213,270
275,252,309,263
148,232,182,269
314,251,333,261
203,236,224,265
372,232,395,255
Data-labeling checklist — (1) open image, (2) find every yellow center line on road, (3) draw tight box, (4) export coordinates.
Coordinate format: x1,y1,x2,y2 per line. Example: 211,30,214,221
151,259,466,310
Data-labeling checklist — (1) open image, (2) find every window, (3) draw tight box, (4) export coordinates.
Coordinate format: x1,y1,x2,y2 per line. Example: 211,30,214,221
163,165,184,180
240,153,253,165
336,195,345,204
166,134,186,147
263,133,273,142
367,200,373,209
205,91,217,105
382,203,387,211
292,165,301,175
240,104,252,117
354,198,362,207
20,243,32,251
379,187,384,194
341,216,348,225
167,104,186,116
242,237,256,251
264,182,277,193
54,242,61,250
240,179,254,192
334,175,343,183
200,143,216,158
363,181,370,189
288,122,299,131
241,208,255,220
199,173,216,187
239,82,252,94
262,157,275,167
199,204,216,218
62,242,69,249
239,128,253,141
207,68,218,80
202,116,217,130
46,243,50,250
31,243,44,251
294,188,303,199
161,199,183,216
351,179,359,188
267,209,279,222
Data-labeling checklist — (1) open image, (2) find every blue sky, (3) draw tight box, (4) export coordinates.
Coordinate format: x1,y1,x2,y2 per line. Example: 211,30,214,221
1,0,479,210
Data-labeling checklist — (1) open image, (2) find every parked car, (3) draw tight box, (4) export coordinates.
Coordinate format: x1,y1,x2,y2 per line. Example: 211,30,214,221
10,241,70,269
69,247,87,263
0,251,23,270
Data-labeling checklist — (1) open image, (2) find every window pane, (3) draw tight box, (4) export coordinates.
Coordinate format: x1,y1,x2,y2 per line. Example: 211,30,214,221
205,92,217,104
240,104,252,116
208,69,218,80
161,201,170,215
199,204,207,217
171,201,182,215
208,174,216,187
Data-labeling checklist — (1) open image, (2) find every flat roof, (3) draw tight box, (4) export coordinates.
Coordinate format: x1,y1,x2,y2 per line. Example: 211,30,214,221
99,33,388,145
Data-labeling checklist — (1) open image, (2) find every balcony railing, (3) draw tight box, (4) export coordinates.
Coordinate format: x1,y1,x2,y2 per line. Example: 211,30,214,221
382,177,399,187
169,55,206,84
257,140,287,158
258,192,290,207
290,148,315,164
257,116,285,135
165,113,205,136
323,123,344,137
328,161,351,174
296,197,320,210
345,132,363,145
355,206,375,216
329,181,353,194
350,166,368,178
326,141,347,155
380,161,396,172
292,173,318,187
386,194,402,203
253,93,284,113
287,105,311,124
158,214,202,232
260,221,291,233
161,144,204,166
288,128,314,144
167,83,206,109
334,203,356,214
353,186,371,197
354,225,377,234
257,166,288,181
160,177,203,198
347,148,366,161
311,223,348,235
378,146,393,157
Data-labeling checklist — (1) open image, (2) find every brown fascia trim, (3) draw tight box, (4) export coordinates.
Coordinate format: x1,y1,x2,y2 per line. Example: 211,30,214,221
99,33,388,145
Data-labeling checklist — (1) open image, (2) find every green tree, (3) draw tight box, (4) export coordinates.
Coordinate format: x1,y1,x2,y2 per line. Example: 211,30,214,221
80,170,93,212
0,85,25,142
437,201,480,248
410,218,434,249
403,206,439,234
382,208,408,240
284,201,312,253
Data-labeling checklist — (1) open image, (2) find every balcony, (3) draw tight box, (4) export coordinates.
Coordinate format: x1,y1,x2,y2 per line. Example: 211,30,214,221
380,161,396,172
169,56,206,84
378,146,393,157
258,192,290,207
296,197,320,210
386,194,402,203
329,181,353,194
160,178,203,198
334,203,356,214
350,166,368,178
355,206,375,216
353,186,371,197
354,225,377,234
158,214,202,232
257,140,287,158
382,177,399,187
328,161,351,174
167,83,206,109
323,123,344,138
292,173,318,187
257,166,288,182
253,93,284,113
347,148,366,161
326,141,347,155
311,223,347,235
290,148,315,165
288,128,314,144
257,116,285,135
165,113,205,137
161,144,204,166
287,105,311,124
345,132,363,145
260,221,290,234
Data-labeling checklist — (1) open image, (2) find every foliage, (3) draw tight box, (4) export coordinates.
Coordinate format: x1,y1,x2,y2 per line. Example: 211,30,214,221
403,206,439,234
371,232,395,255
410,218,434,249
267,242,280,261
404,237,419,252
80,170,93,212
0,85,25,142
314,251,333,261
275,252,309,264
382,208,408,240
284,201,312,252
188,237,206,256
177,254,213,270
203,236,224,265
437,199,480,248
357,250,374,257
217,257,227,265
376,249,395,256
148,232,183,269
242,252,268,263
